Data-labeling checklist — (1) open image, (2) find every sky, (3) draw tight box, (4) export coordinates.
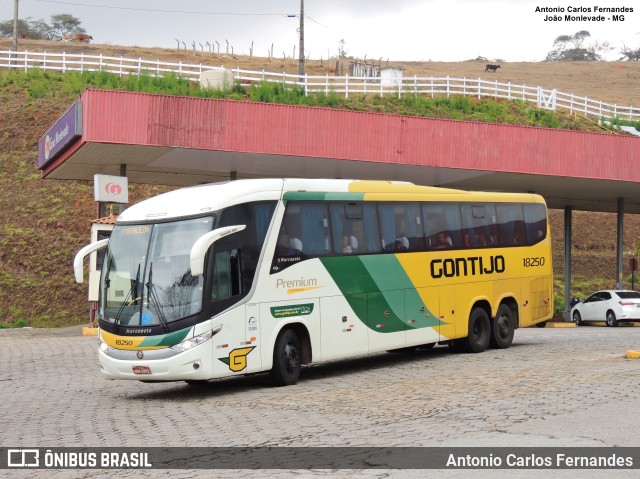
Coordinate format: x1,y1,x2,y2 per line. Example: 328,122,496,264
1,0,638,62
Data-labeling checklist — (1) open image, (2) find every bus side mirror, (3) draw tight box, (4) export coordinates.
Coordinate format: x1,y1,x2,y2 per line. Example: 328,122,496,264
190,225,246,276
73,238,109,284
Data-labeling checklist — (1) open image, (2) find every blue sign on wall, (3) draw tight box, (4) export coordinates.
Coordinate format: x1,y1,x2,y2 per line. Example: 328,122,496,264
38,102,82,170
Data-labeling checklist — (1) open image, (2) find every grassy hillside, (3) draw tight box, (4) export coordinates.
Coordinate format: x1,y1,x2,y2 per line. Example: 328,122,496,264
0,46,639,326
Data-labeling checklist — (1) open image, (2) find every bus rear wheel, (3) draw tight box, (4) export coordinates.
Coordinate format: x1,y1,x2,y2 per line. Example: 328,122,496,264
270,328,301,386
458,308,491,353
490,304,515,349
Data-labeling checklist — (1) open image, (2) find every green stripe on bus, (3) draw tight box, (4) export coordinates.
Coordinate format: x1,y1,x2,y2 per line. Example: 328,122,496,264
320,255,441,332
139,327,192,348
283,192,366,202
361,255,441,329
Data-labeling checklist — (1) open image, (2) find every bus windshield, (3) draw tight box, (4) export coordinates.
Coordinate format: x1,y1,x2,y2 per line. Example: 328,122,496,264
100,216,214,328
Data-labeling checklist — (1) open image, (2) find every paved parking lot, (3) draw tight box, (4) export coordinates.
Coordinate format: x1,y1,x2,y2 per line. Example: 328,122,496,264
1,324,639,478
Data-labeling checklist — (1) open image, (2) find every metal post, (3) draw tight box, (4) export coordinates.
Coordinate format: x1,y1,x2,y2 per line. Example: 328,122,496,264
616,197,624,289
11,0,19,53
563,206,572,321
10,0,19,68
298,0,304,77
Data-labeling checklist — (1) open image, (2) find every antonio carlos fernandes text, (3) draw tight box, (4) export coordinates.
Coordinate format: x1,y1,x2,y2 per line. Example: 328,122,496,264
447,453,634,468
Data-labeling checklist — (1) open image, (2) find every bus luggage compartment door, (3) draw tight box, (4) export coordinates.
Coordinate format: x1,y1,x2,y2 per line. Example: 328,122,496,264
320,294,368,361
367,290,406,352
407,287,443,346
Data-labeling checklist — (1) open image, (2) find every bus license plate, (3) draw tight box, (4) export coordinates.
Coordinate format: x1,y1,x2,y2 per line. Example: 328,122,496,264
132,366,151,375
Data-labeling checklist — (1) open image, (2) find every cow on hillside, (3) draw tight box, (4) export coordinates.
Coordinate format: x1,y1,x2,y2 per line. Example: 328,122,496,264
61,33,93,43
485,64,501,72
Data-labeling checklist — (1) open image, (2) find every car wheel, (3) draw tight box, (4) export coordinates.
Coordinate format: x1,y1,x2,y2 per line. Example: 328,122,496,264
605,310,618,327
572,311,583,326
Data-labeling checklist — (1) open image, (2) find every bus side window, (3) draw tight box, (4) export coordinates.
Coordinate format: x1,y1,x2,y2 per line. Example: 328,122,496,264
460,204,493,248
211,249,240,302
484,204,499,246
523,203,547,243
331,204,357,254
213,201,276,309
460,205,477,248
497,204,525,246
378,203,423,252
422,204,460,249
278,202,329,256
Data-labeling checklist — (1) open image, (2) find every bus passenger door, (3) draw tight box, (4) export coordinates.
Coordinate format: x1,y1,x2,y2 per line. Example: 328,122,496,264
320,294,368,361
367,290,406,352
209,248,257,377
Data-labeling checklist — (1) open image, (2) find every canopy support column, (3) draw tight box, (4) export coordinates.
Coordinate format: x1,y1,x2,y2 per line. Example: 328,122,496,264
563,206,572,321
616,198,624,289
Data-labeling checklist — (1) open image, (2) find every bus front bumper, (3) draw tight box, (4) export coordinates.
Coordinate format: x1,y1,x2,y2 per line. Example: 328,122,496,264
98,343,215,381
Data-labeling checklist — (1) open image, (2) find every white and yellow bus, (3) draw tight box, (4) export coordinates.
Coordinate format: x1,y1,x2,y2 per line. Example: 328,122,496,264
74,179,553,386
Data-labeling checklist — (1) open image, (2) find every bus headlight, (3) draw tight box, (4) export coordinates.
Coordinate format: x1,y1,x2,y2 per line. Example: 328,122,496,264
170,325,222,353
98,337,113,354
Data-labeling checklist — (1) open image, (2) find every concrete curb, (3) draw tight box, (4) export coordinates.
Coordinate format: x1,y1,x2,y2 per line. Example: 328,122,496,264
82,327,98,336
544,322,576,328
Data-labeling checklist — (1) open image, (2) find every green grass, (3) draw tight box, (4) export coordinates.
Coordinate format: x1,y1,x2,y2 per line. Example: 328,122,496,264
0,68,600,132
604,117,640,132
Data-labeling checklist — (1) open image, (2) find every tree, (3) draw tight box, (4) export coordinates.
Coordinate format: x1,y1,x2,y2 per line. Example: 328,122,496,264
571,30,591,49
0,17,49,39
31,18,55,40
0,13,83,40
545,31,608,61
620,45,640,61
49,13,85,39
338,39,348,59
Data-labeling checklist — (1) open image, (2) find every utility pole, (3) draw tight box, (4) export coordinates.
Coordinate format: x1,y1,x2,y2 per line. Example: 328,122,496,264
12,0,19,52
298,0,304,77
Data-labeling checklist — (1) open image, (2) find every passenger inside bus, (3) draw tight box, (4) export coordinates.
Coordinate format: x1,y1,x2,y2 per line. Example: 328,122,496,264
394,236,409,251
277,234,301,256
341,235,353,253
432,232,452,249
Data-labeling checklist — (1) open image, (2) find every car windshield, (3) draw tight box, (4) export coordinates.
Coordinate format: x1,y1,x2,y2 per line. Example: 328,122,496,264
100,217,214,327
616,291,640,299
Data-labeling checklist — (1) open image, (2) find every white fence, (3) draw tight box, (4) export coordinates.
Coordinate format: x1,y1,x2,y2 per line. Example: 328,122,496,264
1,49,639,121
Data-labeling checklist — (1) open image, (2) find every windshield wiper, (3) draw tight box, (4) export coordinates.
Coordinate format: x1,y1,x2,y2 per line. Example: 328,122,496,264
146,263,169,332
113,264,140,328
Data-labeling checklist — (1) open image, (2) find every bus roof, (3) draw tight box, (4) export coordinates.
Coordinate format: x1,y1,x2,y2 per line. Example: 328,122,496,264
116,178,545,223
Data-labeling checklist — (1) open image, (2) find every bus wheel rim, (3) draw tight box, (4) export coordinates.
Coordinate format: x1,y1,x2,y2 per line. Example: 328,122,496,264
284,342,300,374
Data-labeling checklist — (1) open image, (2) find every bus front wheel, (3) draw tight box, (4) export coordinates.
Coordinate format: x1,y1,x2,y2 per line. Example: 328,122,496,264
490,304,515,349
459,308,491,353
270,328,302,386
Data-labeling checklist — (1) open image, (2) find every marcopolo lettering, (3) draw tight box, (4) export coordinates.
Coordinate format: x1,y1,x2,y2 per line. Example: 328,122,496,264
430,255,505,278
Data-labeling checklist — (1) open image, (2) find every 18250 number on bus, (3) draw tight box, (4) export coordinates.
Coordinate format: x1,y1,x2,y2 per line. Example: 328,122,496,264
523,257,545,267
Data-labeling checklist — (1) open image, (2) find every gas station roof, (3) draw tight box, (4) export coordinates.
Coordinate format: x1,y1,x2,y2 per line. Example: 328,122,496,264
39,89,640,213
